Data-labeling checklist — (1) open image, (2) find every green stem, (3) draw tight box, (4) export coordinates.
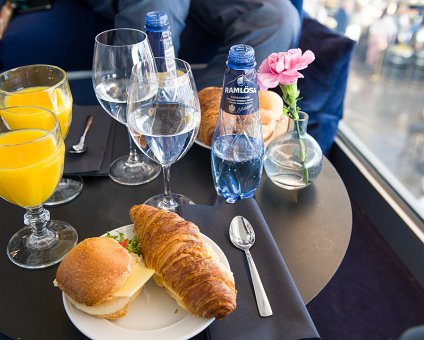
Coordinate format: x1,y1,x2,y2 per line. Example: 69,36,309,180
294,119,309,184
279,82,308,184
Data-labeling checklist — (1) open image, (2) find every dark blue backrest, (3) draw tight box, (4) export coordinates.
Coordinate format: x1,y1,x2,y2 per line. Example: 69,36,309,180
298,15,356,153
0,0,112,71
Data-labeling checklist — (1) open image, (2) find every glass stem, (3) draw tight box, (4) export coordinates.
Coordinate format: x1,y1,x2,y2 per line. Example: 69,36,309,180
127,128,140,165
23,205,56,250
162,165,172,202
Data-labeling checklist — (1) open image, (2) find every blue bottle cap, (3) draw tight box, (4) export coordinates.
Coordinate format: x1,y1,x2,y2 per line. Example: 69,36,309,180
145,11,170,32
227,44,256,69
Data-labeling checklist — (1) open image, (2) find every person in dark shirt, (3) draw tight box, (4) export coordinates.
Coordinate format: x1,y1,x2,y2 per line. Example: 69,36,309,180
86,0,301,89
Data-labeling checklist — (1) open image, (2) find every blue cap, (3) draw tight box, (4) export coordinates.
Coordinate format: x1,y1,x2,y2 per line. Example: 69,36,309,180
227,44,256,69
145,11,170,32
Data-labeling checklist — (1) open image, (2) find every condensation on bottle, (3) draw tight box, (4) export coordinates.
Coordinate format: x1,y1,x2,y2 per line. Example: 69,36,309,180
211,44,264,203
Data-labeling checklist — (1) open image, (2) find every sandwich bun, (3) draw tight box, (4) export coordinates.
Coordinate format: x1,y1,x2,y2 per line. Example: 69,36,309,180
54,237,154,319
258,90,283,141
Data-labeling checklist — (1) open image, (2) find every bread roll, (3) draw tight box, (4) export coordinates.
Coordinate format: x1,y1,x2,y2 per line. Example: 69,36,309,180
259,90,284,141
55,237,154,319
197,87,283,145
130,204,237,320
258,90,284,124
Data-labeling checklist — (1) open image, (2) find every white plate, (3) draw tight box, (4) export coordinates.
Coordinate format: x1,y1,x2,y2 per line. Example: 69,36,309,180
63,225,230,340
194,138,211,150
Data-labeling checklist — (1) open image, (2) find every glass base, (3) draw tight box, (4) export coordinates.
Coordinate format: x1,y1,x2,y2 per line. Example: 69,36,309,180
7,220,78,269
264,125,323,191
144,193,195,212
109,154,161,186
44,177,83,206
266,174,310,190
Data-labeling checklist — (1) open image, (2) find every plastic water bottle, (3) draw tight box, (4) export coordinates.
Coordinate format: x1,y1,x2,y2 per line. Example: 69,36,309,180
145,11,176,72
211,44,264,203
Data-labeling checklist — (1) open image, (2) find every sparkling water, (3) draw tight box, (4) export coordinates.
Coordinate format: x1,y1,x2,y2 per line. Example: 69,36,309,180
212,134,264,203
128,102,200,165
95,78,128,124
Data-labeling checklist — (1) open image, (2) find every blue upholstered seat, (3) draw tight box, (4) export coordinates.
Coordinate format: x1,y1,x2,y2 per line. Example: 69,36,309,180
0,0,355,154
298,14,356,154
0,0,112,71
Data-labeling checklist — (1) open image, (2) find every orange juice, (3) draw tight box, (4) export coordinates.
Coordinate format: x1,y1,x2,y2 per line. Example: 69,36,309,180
0,129,65,207
4,86,72,137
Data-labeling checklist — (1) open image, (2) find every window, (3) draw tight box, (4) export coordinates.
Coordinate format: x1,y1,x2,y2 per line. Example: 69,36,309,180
305,0,424,225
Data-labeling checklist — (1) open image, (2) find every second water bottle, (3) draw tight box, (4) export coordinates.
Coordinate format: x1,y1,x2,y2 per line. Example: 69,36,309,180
211,44,264,203
145,11,176,73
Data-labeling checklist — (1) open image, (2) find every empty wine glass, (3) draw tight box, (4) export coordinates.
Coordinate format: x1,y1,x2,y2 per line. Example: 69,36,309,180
0,106,77,269
127,57,200,211
93,28,161,185
0,64,83,205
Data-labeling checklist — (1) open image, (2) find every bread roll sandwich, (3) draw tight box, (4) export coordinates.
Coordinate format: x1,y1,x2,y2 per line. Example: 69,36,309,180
258,89,284,140
198,87,283,146
130,204,237,320
54,237,154,319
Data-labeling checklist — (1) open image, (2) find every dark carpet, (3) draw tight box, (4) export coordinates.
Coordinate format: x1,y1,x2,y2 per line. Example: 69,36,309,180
307,201,424,340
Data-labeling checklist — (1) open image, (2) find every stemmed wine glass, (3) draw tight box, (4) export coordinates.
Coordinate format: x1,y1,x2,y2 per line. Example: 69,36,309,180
127,57,201,211
0,106,78,269
92,28,161,185
0,64,83,205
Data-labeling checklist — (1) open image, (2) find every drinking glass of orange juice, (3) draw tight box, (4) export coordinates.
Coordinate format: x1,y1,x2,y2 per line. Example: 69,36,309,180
0,64,82,205
0,106,77,269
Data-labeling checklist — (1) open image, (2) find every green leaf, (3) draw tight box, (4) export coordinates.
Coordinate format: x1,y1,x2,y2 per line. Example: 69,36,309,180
127,235,141,255
105,232,115,240
104,231,140,255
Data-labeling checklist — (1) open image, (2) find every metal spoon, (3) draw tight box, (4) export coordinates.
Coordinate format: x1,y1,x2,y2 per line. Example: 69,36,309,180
229,216,273,317
69,115,94,154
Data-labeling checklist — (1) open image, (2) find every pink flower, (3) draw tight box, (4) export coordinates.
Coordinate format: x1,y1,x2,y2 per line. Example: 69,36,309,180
257,49,315,90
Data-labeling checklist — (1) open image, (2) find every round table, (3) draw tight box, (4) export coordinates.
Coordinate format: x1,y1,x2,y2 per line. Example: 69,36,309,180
0,119,352,338
255,157,352,303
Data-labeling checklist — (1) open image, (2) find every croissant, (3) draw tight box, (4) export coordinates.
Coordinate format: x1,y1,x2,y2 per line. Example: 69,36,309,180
198,86,222,146
130,204,237,320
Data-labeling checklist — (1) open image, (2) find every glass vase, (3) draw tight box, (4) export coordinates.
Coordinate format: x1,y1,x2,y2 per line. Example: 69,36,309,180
264,111,323,190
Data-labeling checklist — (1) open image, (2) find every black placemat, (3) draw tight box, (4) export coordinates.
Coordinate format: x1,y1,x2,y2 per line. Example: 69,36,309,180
181,198,320,340
64,105,113,175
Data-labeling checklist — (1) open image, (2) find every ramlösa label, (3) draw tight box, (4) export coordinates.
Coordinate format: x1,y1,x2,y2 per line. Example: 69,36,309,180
220,69,259,115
